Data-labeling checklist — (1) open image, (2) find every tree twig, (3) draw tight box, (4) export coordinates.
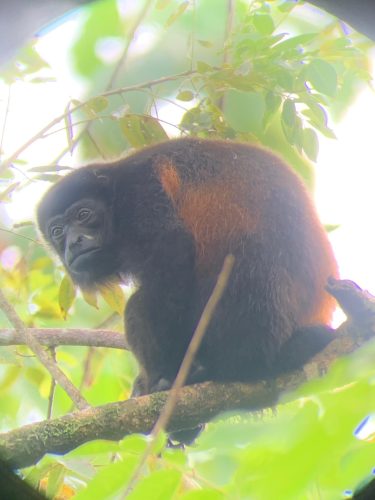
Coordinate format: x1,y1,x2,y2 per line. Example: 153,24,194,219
0,70,196,173
107,0,154,90
0,290,89,410
124,254,235,496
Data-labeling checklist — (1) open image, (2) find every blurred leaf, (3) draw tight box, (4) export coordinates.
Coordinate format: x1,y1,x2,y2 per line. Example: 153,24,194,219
72,0,123,77
177,90,195,101
128,469,181,500
302,128,319,161
74,458,138,500
306,59,338,97
253,13,275,35
271,33,317,54
86,96,109,113
46,464,66,499
157,0,172,9
224,91,265,134
165,1,189,28
34,173,64,182
197,40,214,48
99,283,125,315
281,99,296,127
58,275,76,320
29,165,72,173
264,91,281,127
0,182,20,202
196,61,212,73
82,289,99,309
119,114,168,148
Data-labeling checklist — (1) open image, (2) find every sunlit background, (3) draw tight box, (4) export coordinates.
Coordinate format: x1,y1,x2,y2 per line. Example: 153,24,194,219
1,8,375,315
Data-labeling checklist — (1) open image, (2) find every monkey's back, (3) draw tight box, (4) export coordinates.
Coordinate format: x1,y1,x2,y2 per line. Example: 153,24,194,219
141,139,337,334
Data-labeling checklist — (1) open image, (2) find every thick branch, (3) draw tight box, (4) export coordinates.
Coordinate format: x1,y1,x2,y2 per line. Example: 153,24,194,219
0,328,127,349
1,279,374,469
0,329,371,469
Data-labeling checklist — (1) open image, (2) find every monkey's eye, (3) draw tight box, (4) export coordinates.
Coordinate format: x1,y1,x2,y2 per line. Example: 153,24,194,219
77,208,92,221
50,225,64,239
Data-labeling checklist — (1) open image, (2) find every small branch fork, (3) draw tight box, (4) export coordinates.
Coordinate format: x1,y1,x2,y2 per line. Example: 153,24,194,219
0,289,89,410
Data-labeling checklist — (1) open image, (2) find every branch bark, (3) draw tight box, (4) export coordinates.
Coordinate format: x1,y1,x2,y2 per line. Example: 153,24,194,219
0,328,127,349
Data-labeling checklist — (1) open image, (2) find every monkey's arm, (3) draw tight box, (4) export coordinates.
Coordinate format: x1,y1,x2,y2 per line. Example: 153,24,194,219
125,229,204,394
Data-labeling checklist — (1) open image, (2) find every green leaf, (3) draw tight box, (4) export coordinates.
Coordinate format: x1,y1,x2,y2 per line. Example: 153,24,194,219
86,96,109,113
224,91,265,134
306,59,338,97
302,128,319,162
302,104,337,139
46,463,65,499
281,99,296,128
58,275,76,319
177,90,195,101
29,165,72,173
75,458,138,500
271,33,318,54
281,101,303,147
196,61,212,73
119,114,168,148
128,470,181,500
34,173,64,183
264,91,281,126
301,101,328,127
253,13,275,35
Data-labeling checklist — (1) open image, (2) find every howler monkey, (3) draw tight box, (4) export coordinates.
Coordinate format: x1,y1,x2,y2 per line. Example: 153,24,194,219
37,138,338,395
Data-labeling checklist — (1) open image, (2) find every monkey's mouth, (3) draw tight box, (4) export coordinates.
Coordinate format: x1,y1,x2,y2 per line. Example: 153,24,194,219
68,248,101,270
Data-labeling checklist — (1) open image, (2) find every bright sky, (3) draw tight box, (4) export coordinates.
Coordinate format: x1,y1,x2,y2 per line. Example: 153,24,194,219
315,84,375,293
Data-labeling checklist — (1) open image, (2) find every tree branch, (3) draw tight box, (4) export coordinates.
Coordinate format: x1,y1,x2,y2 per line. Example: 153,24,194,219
0,325,372,469
0,70,196,173
0,328,128,349
1,279,374,469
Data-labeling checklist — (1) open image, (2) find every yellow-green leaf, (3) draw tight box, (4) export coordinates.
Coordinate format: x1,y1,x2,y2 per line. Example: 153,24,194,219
302,128,319,162
165,1,189,28
177,90,194,101
58,275,76,319
99,283,125,315
82,289,99,309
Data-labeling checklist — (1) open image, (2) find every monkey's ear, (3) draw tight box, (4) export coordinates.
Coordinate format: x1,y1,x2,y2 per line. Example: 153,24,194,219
154,157,181,204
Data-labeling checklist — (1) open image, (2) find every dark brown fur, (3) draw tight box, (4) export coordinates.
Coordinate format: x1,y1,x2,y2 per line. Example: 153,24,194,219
37,138,338,393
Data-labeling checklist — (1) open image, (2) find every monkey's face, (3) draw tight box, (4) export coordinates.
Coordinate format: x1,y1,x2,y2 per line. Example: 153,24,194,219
45,198,118,287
